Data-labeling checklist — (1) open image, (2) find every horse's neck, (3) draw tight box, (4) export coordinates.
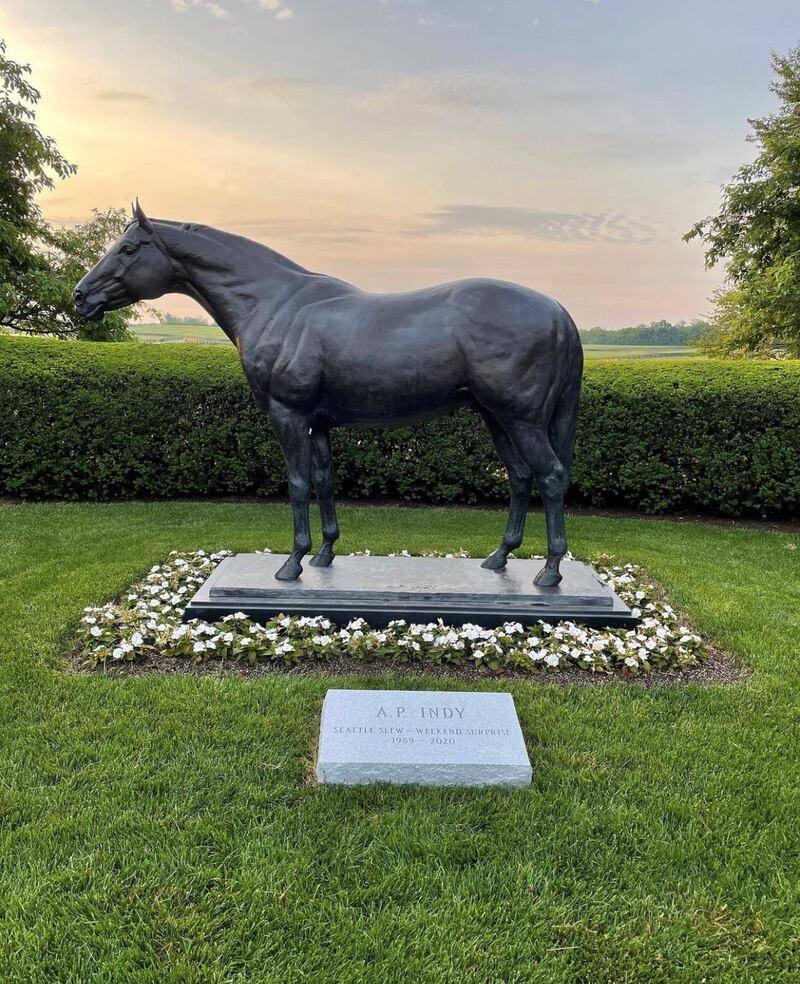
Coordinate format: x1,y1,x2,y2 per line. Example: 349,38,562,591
155,221,309,342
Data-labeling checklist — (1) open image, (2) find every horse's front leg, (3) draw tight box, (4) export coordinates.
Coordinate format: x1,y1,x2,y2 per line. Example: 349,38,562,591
309,427,340,567
269,401,313,581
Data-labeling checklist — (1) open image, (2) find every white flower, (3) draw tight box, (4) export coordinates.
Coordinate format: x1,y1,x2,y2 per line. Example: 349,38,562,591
77,550,704,678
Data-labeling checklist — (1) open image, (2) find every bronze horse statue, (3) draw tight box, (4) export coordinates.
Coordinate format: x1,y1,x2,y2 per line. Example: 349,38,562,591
75,202,583,586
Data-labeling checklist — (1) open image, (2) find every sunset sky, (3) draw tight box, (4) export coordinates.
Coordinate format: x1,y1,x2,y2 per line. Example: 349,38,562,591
5,0,800,326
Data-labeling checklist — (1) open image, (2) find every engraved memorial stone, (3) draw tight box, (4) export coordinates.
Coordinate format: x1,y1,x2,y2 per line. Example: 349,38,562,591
315,689,533,787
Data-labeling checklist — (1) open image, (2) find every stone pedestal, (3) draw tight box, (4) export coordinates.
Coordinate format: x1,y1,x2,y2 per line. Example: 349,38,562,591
183,553,638,628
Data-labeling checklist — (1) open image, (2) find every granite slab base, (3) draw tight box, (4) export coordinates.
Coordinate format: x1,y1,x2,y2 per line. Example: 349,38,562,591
315,689,532,787
183,553,638,629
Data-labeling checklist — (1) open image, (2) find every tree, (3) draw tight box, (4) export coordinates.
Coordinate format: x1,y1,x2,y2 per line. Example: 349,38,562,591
579,320,710,346
2,207,136,340
0,38,139,339
685,46,800,357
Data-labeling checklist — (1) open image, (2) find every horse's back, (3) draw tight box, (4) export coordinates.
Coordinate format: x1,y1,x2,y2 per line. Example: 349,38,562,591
354,277,566,329
305,276,574,349
265,275,579,425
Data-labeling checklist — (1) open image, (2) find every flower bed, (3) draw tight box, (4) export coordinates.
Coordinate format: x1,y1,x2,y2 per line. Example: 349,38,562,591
76,550,707,676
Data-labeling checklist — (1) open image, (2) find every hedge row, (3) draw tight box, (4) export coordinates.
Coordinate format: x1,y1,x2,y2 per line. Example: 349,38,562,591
1,336,798,516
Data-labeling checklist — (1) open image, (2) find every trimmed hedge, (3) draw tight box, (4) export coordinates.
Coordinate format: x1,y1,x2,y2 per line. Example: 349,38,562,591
1,335,798,516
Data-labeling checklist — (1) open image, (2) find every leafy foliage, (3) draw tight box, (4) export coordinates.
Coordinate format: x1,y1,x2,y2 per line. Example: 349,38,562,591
580,320,710,346
3,207,136,340
0,38,75,250
0,38,137,339
1,336,798,517
685,46,800,357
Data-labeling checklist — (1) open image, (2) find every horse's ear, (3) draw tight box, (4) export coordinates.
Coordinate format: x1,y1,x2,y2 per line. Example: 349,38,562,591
133,197,154,233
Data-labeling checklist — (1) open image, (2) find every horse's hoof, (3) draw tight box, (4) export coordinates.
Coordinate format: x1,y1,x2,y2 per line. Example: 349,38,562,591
534,567,562,587
309,548,334,568
275,557,303,581
481,551,507,571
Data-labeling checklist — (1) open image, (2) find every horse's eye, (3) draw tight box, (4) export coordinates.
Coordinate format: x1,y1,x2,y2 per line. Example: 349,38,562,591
122,244,138,255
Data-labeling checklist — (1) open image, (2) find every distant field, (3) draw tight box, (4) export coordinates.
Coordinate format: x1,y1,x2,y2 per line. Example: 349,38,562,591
131,325,697,360
582,344,698,360
131,323,228,344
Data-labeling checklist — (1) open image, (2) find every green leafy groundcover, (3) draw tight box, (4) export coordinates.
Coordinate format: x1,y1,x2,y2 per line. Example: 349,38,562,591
1,335,799,516
77,549,706,675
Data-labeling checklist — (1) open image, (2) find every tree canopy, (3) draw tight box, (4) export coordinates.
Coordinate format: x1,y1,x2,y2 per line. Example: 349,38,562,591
685,46,800,357
0,38,138,339
579,320,710,346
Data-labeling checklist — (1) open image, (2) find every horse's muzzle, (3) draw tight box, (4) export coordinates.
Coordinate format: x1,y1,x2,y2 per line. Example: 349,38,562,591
73,288,106,321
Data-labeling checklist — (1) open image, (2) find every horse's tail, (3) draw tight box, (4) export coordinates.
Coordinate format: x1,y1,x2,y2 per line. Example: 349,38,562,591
548,309,583,487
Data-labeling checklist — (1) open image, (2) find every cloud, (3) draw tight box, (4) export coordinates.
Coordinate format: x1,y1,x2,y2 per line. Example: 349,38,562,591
224,74,314,104
95,89,155,104
352,71,603,118
170,0,229,17
225,72,505,114
223,218,384,245
410,204,658,244
586,131,695,164
257,0,293,19
356,74,511,113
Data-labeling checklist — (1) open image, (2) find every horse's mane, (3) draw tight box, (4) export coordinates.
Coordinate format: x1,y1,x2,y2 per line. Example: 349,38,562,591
145,218,310,275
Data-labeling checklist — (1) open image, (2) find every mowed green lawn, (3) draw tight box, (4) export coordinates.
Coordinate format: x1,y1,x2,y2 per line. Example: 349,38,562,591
1,501,798,984
130,324,697,361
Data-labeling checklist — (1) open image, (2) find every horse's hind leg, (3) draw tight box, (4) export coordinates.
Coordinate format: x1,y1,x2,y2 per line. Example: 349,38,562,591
309,427,340,568
501,420,567,587
480,412,533,571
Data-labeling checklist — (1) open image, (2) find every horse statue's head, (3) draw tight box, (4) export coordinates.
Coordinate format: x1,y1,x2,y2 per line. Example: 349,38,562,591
73,200,176,320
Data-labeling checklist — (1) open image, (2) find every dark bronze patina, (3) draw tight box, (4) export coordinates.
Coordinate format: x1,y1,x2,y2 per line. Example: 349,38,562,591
75,202,583,585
